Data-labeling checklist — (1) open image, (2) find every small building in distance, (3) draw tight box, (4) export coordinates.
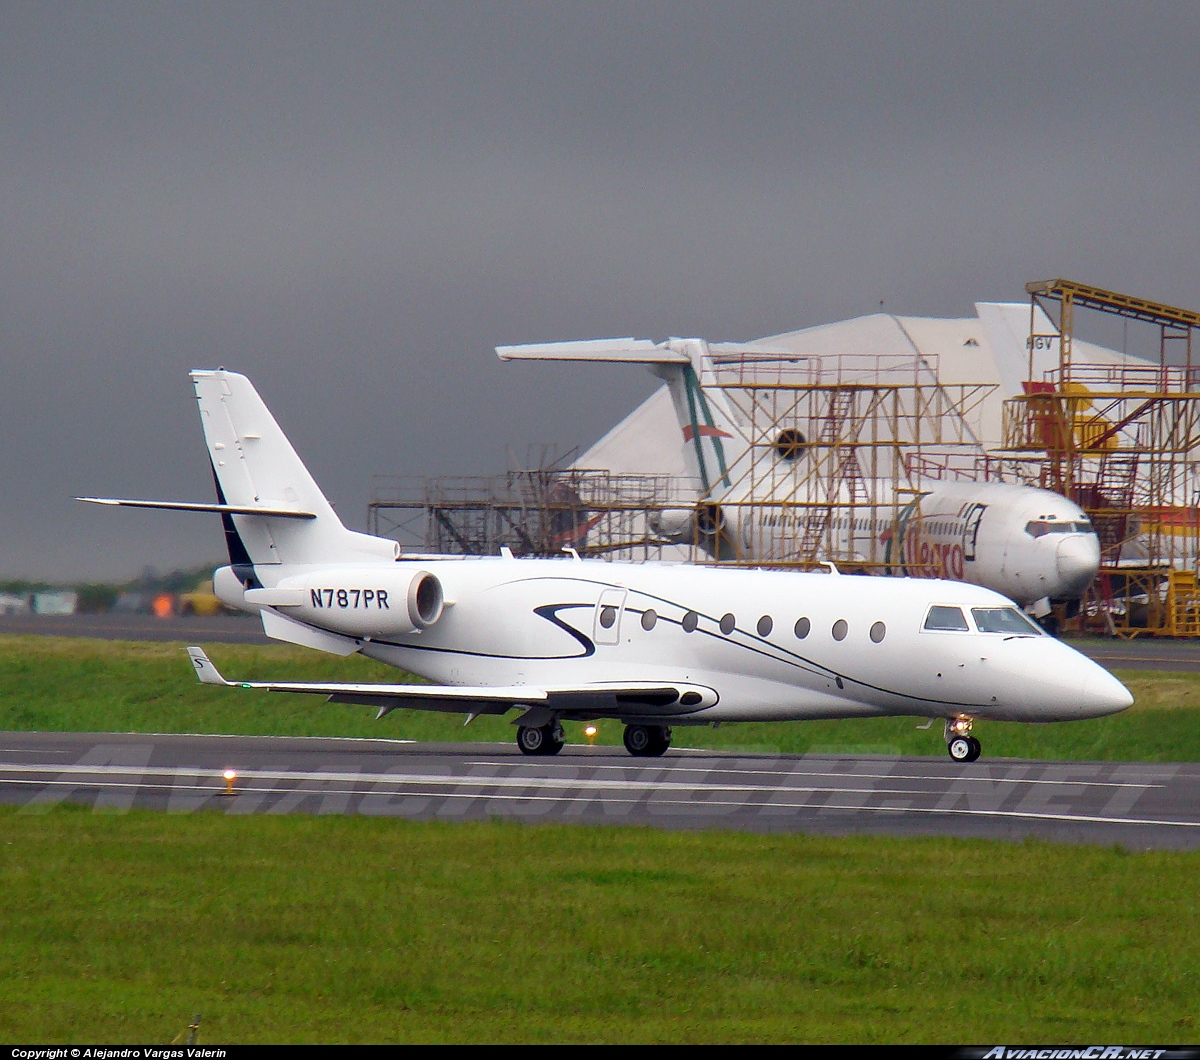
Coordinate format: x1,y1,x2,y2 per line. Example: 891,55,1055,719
32,590,78,616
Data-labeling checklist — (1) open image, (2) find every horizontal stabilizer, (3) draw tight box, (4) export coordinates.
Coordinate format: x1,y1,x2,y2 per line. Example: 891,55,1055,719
497,338,792,365
78,497,316,519
496,338,688,364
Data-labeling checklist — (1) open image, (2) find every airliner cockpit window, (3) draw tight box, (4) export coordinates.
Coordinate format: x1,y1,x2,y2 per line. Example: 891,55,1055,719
1025,520,1094,538
971,607,1044,635
923,605,969,631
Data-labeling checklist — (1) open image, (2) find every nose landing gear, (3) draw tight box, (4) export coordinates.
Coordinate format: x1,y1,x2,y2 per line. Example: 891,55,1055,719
945,716,981,763
623,724,672,757
517,721,565,756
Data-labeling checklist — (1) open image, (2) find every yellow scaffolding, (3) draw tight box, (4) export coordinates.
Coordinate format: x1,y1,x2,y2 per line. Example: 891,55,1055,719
1002,279,1200,636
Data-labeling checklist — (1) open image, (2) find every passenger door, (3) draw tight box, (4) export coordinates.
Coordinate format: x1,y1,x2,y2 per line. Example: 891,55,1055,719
593,588,628,646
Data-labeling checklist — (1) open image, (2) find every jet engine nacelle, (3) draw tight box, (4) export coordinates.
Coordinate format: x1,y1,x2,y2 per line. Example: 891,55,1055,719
650,503,743,560
650,507,698,543
294,567,445,637
696,502,743,560
220,565,447,637
213,565,257,614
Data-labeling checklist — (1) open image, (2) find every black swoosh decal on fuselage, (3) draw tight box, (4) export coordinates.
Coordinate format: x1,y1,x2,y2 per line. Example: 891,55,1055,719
533,602,596,657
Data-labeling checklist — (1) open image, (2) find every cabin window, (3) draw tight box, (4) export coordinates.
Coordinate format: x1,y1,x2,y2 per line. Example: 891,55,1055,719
757,615,773,637
719,613,736,635
641,609,657,631
971,607,1044,635
924,605,969,631
794,616,811,639
682,610,699,633
870,621,886,643
832,619,848,641
599,606,617,629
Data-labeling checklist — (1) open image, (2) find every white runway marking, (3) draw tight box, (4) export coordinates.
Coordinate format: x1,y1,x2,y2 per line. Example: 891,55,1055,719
465,760,1167,789
0,761,1164,790
2,762,1195,829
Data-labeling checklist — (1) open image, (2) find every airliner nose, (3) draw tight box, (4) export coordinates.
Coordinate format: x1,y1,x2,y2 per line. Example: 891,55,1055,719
1055,534,1101,597
1079,665,1134,717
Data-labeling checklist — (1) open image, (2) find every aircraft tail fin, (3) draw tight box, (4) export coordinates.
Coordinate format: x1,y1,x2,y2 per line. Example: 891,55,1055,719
190,370,396,566
498,337,761,496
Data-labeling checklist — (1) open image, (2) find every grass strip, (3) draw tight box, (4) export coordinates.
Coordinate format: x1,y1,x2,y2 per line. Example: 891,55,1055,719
0,634,1198,759
2,633,1199,760
1,808,1198,1043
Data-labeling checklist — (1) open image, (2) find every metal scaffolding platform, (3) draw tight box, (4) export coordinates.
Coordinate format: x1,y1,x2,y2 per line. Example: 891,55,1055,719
368,469,692,561
368,353,998,571
998,279,1200,636
699,353,996,568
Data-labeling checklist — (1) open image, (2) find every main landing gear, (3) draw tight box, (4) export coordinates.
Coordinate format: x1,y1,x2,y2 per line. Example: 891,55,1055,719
516,721,673,757
945,716,981,763
623,724,672,757
517,721,565,756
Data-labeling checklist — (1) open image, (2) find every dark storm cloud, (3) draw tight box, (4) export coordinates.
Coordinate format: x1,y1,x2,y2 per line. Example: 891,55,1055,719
2,1,1199,578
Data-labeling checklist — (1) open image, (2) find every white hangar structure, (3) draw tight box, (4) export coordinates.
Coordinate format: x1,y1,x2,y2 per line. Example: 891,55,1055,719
372,281,1200,636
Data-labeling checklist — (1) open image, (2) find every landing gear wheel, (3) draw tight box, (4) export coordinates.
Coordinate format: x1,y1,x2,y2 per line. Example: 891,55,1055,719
623,724,671,757
517,723,564,756
948,735,982,763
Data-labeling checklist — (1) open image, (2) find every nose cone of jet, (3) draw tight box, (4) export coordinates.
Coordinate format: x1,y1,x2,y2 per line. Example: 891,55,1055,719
1079,665,1134,718
1055,534,1101,597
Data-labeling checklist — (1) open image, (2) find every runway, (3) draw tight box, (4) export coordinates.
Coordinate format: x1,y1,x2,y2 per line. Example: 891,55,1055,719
2,731,1197,850
0,612,270,644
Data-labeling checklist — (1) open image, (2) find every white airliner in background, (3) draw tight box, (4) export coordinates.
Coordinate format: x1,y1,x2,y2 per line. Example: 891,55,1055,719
81,370,1131,762
498,338,1100,622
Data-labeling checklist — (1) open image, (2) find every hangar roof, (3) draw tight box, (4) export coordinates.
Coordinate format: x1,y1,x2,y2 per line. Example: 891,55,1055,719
574,303,1143,478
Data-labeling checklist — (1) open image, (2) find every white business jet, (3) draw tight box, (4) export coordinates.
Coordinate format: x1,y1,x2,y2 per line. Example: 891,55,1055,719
497,338,1100,622
80,370,1131,762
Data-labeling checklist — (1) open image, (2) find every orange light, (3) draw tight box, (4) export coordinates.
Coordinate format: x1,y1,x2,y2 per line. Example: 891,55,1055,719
152,593,175,618
221,769,237,796
584,725,598,745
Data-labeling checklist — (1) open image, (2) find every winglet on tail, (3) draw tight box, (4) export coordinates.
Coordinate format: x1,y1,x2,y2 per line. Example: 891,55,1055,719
187,647,230,686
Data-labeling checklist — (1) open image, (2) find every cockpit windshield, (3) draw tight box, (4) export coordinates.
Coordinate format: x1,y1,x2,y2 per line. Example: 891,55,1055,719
1025,519,1094,538
971,607,1044,635
924,605,970,631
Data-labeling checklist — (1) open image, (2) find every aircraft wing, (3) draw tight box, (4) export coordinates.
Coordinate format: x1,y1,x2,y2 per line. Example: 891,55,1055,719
187,647,537,716
186,648,713,718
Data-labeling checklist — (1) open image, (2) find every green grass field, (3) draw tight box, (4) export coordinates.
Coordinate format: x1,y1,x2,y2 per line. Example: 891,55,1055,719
2,808,1198,1043
1,633,1197,761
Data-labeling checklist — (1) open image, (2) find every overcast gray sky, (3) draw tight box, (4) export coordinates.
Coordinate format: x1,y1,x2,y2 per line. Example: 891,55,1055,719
3,1,1199,580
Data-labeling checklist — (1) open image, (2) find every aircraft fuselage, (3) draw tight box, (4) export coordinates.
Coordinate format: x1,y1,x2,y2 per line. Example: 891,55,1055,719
228,555,1130,726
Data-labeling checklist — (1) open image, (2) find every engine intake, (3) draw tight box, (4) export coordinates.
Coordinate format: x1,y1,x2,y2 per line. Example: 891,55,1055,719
407,571,444,629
